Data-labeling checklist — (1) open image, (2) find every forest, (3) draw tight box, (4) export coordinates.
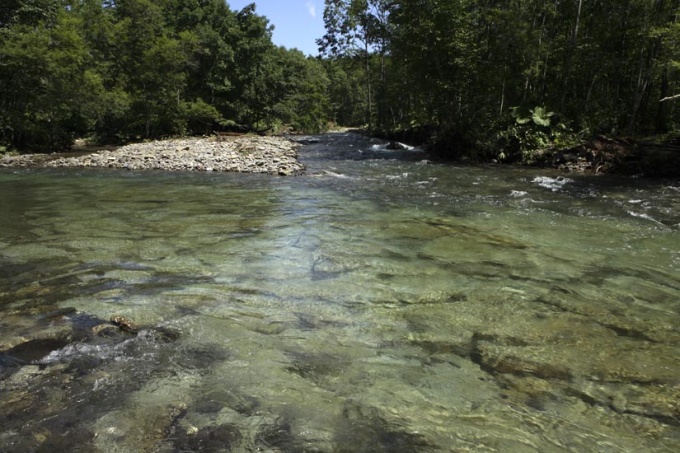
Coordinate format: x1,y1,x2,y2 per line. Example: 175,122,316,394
0,0,332,151
1,0,680,165
319,0,680,164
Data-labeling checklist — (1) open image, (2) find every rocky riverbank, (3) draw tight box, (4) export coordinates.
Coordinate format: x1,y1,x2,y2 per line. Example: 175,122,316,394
0,135,305,176
533,135,680,177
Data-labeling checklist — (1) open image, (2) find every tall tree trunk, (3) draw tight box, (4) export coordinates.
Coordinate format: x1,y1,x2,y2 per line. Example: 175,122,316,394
561,0,583,110
365,40,372,132
656,68,670,131
627,0,666,135
500,77,506,116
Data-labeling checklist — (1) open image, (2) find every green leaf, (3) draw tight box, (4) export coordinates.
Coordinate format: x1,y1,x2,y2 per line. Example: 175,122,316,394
510,105,532,124
531,107,554,127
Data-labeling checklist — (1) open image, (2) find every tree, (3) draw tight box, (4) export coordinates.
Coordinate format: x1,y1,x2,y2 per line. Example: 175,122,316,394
318,0,394,131
318,0,680,158
224,3,276,131
0,1,106,150
323,58,365,126
267,48,330,133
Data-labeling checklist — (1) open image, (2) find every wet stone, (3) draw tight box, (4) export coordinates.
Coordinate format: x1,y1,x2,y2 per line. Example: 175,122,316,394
254,418,307,452
311,254,364,280
194,399,224,414
91,324,123,338
37,307,77,322
334,402,435,453
5,365,43,385
143,326,182,343
175,344,231,371
171,423,242,452
3,337,71,364
474,344,573,380
285,351,346,384
226,394,260,416
109,315,139,333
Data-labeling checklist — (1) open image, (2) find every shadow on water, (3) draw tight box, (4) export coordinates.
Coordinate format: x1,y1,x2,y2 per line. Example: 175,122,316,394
0,258,216,312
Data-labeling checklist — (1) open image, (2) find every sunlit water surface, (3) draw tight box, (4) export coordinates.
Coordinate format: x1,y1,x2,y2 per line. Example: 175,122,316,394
1,133,679,452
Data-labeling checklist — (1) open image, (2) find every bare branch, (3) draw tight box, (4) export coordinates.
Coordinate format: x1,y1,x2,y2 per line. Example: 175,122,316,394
660,94,680,102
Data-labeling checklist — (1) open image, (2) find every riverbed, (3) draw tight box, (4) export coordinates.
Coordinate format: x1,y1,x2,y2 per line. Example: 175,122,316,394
1,132,679,451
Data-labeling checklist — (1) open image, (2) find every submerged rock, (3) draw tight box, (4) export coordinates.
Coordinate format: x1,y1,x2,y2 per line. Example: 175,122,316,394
386,141,410,150
3,337,71,364
171,423,242,452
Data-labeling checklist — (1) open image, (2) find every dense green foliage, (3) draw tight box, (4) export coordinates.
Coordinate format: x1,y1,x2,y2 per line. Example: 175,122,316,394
3,0,680,158
319,0,680,160
0,0,330,151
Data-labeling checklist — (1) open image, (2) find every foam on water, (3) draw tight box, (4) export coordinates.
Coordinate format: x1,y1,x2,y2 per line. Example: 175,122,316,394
532,175,573,191
370,141,418,152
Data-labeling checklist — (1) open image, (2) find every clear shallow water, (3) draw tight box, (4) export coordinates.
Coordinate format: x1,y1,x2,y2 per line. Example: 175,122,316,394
0,132,679,452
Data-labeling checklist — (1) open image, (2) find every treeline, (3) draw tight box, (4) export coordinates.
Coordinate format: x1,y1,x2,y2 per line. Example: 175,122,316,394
0,0,333,151
319,0,680,161
4,1,680,159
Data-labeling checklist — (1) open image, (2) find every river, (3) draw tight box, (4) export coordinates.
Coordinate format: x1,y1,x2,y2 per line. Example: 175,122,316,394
1,132,679,452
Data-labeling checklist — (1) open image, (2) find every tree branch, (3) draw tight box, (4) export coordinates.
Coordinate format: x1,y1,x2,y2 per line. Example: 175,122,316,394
660,94,680,102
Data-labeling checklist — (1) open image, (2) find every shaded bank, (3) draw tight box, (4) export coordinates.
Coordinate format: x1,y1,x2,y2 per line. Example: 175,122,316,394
536,136,680,178
373,128,680,178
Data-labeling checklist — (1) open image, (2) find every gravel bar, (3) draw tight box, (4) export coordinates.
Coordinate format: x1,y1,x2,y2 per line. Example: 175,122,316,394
0,135,305,176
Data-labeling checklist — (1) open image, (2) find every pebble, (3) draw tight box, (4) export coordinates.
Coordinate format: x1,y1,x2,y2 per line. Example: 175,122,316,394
0,136,305,176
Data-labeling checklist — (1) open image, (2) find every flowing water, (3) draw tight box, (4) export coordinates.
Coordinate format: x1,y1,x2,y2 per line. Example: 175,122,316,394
1,132,679,452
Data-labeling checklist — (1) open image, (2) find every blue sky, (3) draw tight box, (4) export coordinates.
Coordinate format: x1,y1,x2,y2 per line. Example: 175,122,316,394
227,1,326,56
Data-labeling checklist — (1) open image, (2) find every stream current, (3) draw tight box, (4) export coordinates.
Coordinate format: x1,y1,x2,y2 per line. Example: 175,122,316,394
0,132,679,452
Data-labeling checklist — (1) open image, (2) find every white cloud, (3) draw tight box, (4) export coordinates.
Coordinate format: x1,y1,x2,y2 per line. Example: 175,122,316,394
306,1,317,18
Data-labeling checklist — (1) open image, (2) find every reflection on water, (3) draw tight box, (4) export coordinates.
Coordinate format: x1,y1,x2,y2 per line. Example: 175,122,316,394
1,133,679,452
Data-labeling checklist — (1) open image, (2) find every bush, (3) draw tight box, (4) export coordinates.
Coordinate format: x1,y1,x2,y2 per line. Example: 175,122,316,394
493,106,581,164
